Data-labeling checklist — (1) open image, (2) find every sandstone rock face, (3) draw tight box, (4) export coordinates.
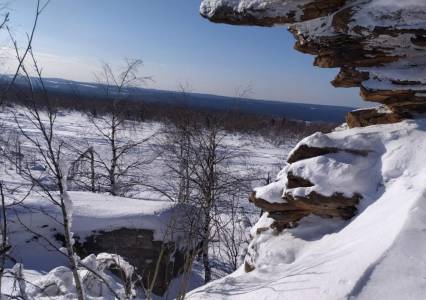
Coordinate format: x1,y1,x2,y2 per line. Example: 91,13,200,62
198,1,426,285
287,144,368,163
200,0,426,127
251,127,381,231
346,107,407,128
251,175,361,230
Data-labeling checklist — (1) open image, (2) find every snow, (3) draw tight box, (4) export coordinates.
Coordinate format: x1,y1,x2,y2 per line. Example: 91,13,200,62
0,106,291,298
282,127,385,199
187,119,426,300
254,126,388,203
4,253,139,299
254,177,287,204
200,0,311,21
202,0,426,100
20,191,178,240
351,0,426,30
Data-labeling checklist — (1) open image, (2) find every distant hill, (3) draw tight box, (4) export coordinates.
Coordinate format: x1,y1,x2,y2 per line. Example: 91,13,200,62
2,76,354,123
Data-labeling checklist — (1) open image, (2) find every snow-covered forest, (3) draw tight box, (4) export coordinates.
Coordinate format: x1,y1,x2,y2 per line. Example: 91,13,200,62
0,102,300,298
1,0,426,299
0,74,332,298
0,17,331,297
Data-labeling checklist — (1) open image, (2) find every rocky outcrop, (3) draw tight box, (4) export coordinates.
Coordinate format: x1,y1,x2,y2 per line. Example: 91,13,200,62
57,228,195,296
251,190,360,230
78,229,183,295
251,155,362,230
199,0,424,230
32,192,201,297
287,144,368,163
249,125,381,231
189,120,426,299
346,107,408,128
200,0,426,127
198,2,426,291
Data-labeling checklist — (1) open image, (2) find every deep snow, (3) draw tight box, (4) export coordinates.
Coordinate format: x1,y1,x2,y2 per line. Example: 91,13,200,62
0,106,291,298
187,119,426,300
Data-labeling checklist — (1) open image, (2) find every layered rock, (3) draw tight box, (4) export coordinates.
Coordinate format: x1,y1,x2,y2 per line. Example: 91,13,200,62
346,107,408,128
188,120,426,299
195,2,426,296
252,129,376,229
242,122,389,274
200,0,426,127
250,190,360,231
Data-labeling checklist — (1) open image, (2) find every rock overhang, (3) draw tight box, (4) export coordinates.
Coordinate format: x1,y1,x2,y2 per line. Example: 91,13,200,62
200,0,426,127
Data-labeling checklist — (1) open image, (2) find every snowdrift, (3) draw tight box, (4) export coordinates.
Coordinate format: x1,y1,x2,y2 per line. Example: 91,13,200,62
188,119,426,299
6,191,178,272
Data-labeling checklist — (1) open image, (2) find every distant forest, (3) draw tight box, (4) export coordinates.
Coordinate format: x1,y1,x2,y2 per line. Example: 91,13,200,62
1,79,337,145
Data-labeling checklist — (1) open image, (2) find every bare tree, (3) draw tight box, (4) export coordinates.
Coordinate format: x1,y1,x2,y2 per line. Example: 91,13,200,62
216,195,252,272
1,0,49,105
87,59,154,196
0,181,9,296
159,110,251,283
154,109,195,204
3,48,86,299
67,146,96,192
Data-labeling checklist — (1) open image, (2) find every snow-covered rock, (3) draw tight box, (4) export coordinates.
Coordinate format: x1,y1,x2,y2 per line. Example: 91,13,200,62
6,191,197,296
197,3,426,297
188,119,426,299
200,0,426,126
196,2,426,298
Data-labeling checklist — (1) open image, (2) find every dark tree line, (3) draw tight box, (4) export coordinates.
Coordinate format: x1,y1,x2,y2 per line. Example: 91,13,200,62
1,79,336,146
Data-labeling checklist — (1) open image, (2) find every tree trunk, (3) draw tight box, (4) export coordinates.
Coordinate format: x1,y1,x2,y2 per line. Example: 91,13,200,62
57,171,85,300
60,195,85,300
110,119,118,196
202,212,211,283
0,182,7,296
16,141,22,175
89,149,95,193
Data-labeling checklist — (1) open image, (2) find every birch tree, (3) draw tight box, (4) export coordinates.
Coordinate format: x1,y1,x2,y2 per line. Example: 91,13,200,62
88,59,154,196
4,48,85,299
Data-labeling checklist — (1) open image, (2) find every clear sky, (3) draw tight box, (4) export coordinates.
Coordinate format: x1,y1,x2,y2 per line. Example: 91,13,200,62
1,0,364,107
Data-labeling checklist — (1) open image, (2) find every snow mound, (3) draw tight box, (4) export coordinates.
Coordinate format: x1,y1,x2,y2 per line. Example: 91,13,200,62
7,192,182,272
187,119,426,299
3,253,137,299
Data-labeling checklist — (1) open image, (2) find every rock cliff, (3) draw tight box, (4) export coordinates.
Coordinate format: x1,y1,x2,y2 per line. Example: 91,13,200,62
200,0,426,229
188,3,426,298
188,119,426,300
200,0,426,127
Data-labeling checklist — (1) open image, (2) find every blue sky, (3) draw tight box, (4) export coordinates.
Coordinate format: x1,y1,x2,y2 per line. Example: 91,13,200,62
2,0,364,107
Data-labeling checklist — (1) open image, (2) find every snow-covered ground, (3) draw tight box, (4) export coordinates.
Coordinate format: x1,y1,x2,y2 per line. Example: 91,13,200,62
187,119,426,300
0,106,294,298
3,106,426,299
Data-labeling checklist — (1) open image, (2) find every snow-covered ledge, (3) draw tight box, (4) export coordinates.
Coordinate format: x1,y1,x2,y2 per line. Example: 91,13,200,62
189,1,426,299
200,0,426,126
188,117,426,300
